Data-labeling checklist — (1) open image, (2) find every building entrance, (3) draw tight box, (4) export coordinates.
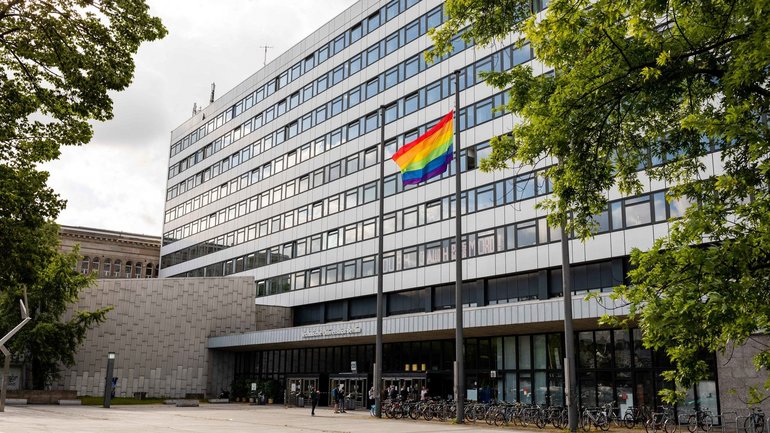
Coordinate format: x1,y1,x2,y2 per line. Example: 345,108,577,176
286,376,318,407
329,374,367,409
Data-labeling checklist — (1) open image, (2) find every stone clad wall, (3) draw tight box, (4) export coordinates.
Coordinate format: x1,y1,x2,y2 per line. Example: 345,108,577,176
53,277,289,398
717,335,770,417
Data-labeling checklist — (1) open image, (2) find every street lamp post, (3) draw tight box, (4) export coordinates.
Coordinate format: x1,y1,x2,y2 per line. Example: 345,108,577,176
103,352,115,408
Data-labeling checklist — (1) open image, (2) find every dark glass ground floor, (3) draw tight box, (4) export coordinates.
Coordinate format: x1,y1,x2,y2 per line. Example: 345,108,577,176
232,327,718,415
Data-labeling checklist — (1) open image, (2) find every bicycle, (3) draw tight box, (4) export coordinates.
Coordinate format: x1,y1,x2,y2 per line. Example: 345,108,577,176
744,407,765,433
646,406,677,433
625,406,652,429
581,406,610,432
687,408,713,432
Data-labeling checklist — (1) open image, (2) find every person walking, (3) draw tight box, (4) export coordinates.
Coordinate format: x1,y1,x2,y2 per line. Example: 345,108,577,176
331,385,339,413
338,384,347,413
310,386,319,416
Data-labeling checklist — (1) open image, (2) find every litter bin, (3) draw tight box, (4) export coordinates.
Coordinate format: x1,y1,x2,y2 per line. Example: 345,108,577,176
298,396,305,407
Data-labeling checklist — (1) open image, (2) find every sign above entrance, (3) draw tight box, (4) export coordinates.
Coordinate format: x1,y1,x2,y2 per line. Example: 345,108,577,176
301,325,362,339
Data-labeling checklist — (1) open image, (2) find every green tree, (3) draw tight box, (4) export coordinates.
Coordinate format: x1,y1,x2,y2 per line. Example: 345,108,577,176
429,0,770,402
0,0,166,388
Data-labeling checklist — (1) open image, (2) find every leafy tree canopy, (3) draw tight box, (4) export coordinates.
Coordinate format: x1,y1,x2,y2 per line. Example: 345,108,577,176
0,0,166,388
429,0,770,402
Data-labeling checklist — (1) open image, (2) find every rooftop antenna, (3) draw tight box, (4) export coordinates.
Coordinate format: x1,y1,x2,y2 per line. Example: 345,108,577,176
259,45,273,66
209,82,216,104
192,102,197,116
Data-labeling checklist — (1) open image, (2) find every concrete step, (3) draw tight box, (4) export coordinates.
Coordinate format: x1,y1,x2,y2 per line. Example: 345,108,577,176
5,398,27,405
58,399,82,405
175,399,199,407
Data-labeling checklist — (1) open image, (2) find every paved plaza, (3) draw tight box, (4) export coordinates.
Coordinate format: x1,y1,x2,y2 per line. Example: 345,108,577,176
0,403,518,433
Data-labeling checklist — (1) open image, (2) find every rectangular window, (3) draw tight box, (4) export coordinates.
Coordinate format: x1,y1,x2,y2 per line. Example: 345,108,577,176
332,65,344,84
366,78,379,99
385,67,398,88
327,230,339,248
386,34,399,54
404,92,418,115
350,23,362,42
426,82,442,105
365,113,378,132
328,196,340,214
426,200,441,223
343,261,357,280
317,75,328,93
362,219,376,239
476,185,495,210
404,56,419,78
361,256,375,277
403,247,418,269
425,242,442,265
381,104,397,125
516,221,537,247
349,54,362,74
366,45,380,65
326,265,338,283
363,183,376,203
624,195,652,227
364,146,377,167
383,214,396,234
402,207,419,230
478,230,496,255
331,97,343,116
405,21,419,43
516,175,535,200
345,190,358,209
367,11,381,30
348,87,361,106
344,224,357,244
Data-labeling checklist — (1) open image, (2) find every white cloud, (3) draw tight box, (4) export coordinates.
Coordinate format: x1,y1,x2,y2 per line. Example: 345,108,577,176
43,0,357,236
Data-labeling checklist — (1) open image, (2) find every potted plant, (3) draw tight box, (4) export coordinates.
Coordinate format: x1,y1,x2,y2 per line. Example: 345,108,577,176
262,380,276,404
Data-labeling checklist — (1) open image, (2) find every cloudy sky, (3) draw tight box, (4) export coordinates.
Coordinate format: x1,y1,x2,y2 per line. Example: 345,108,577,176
43,0,357,236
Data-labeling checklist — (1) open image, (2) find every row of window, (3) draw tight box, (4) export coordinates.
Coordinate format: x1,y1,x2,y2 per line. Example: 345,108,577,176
164,40,528,225
162,81,517,245
294,257,623,326
172,176,690,283
168,2,445,180
162,126,509,267
252,187,691,296
78,257,158,279
169,0,423,158
165,34,529,204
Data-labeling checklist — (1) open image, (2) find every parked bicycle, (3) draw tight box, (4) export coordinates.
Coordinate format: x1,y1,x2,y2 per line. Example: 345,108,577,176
625,406,653,429
646,406,678,433
687,407,714,432
580,406,610,431
744,407,765,433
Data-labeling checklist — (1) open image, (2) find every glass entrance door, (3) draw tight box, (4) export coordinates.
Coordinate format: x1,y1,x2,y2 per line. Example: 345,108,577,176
329,377,367,409
287,377,318,407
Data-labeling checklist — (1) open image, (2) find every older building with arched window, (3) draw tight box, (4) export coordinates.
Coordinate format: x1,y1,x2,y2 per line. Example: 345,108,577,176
58,225,161,279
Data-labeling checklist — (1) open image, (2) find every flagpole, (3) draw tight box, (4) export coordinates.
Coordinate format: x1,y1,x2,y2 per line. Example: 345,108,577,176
374,105,386,418
453,69,465,424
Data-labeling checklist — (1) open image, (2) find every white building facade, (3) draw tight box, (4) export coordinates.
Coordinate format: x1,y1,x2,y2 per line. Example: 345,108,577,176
161,0,734,414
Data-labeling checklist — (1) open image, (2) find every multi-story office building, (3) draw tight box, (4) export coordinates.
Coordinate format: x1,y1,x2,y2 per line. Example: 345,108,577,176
161,0,731,413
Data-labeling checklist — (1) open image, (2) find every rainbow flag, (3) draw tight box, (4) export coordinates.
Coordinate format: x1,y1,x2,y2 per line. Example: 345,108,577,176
392,110,454,185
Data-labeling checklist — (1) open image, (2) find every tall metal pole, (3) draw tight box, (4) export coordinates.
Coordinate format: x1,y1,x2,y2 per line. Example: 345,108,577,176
374,105,386,418
453,70,465,424
561,220,578,432
103,352,115,408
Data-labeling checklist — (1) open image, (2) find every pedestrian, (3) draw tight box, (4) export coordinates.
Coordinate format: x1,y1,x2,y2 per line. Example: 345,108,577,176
331,385,339,413
310,386,319,416
421,387,428,401
338,384,347,413
368,385,375,410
